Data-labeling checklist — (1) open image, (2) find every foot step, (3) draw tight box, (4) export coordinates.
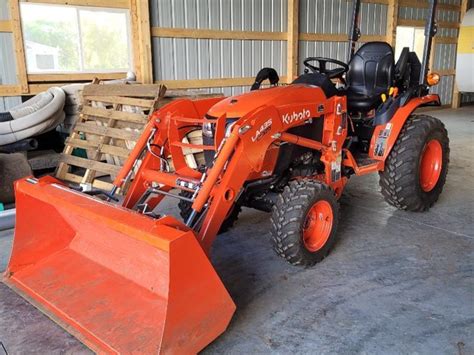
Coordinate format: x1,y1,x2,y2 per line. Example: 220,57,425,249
355,156,378,167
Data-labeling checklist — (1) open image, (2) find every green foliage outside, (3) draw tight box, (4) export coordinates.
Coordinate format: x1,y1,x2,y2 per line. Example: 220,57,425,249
23,12,129,72
24,19,80,71
80,13,129,71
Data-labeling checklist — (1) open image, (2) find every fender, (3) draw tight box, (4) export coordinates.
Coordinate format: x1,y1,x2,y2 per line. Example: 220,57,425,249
369,94,440,165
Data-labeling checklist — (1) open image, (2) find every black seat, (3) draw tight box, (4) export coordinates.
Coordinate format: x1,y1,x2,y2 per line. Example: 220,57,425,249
292,72,339,98
346,42,394,112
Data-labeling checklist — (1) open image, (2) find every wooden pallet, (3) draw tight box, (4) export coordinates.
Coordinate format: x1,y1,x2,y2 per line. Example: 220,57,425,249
55,83,221,193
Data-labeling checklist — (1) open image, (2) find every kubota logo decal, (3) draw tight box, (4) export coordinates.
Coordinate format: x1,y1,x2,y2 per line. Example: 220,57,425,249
282,109,311,125
252,118,272,142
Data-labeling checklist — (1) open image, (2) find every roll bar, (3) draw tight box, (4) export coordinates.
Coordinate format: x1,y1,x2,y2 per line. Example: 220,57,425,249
419,0,438,86
347,0,438,82
348,0,361,61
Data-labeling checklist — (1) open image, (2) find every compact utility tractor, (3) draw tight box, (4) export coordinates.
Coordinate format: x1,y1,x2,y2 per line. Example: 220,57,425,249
4,0,449,353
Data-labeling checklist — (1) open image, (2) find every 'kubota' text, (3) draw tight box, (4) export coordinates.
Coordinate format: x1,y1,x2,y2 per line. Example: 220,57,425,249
282,109,311,125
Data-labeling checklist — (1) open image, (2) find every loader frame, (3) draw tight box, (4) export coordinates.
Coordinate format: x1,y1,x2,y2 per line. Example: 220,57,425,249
111,90,439,254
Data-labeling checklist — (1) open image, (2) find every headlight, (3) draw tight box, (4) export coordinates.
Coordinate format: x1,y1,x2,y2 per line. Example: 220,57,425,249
225,122,237,137
202,122,214,138
427,72,440,86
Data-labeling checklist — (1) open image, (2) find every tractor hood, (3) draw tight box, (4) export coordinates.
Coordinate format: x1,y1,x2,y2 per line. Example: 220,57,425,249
207,85,326,119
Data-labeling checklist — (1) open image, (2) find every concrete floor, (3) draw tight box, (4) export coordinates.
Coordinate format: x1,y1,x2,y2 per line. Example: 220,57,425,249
0,107,473,354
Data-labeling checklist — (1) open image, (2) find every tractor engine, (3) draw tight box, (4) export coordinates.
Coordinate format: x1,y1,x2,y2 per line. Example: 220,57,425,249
198,92,327,213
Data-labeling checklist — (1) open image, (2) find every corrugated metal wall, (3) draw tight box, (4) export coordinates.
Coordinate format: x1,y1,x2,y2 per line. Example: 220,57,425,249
0,0,8,19
150,0,391,96
299,0,352,34
0,0,467,107
298,0,387,70
0,0,22,110
150,0,288,96
398,0,461,105
431,75,454,104
150,0,462,105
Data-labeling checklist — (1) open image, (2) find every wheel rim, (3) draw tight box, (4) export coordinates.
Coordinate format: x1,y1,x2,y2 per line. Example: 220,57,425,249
419,139,443,192
303,200,333,252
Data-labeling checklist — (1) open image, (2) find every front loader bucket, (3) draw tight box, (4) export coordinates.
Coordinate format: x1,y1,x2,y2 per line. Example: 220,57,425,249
3,177,235,353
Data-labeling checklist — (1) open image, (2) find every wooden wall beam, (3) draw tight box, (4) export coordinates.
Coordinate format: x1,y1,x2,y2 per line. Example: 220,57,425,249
9,0,29,94
27,72,127,82
130,0,141,83
156,76,288,89
437,69,456,76
346,0,390,4
28,83,73,94
299,33,387,42
152,28,385,43
386,0,399,46
130,0,153,83
436,37,459,44
452,0,468,109
20,0,129,9
361,0,389,4
0,85,21,96
287,0,299,83
398,0,460,11
152,27,287,41
0,20,12,32
398,19,460,29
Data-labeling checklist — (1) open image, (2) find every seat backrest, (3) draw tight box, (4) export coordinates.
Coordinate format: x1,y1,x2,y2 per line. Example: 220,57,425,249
347,42,394,97
407,51,421,87
395,47,410,80
394,47,410,88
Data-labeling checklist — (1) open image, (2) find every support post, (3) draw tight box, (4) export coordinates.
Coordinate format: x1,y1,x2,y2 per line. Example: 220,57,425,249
419,0,438,87
9,0,29,94
451,0,468,109
287,0,299,83
386,0,399,47
130,0,153,84
348,0,361,61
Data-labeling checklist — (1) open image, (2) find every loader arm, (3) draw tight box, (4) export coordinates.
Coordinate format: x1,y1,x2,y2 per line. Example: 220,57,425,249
118,93,349,253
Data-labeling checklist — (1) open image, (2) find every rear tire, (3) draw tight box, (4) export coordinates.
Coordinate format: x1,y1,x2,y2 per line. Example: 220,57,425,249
270,180,339,266
379,114,449,211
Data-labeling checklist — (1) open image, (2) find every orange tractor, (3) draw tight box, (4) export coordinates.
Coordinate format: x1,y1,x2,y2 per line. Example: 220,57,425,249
4,0,449,353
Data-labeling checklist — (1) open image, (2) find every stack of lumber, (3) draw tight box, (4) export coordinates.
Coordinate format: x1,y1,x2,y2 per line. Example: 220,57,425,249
55,83,222,193
58,77,136,135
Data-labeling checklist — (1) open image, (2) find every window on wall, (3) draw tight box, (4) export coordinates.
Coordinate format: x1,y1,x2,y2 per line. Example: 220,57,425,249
395,26,425,61
20,3,132,73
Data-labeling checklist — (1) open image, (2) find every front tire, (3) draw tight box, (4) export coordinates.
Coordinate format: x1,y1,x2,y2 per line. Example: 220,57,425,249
379,114,449,211
270,180,339,266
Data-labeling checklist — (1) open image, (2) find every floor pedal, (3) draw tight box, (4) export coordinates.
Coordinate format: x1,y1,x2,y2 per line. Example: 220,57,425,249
355,155,378,167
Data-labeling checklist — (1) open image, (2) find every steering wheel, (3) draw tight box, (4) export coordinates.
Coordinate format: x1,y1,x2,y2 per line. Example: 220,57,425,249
303,57,349,79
